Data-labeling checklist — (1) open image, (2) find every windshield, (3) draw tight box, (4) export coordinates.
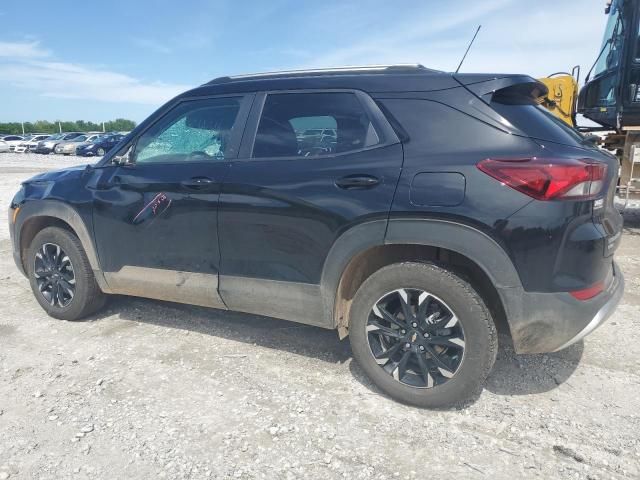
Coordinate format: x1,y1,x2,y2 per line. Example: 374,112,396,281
593,0,623,77
48,134,63,140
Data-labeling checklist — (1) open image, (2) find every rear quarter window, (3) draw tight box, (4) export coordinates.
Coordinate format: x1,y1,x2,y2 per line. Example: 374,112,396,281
490,94,585,147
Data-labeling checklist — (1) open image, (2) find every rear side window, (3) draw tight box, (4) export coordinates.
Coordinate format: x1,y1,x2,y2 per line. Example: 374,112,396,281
490,87,585,147
252,92,380,158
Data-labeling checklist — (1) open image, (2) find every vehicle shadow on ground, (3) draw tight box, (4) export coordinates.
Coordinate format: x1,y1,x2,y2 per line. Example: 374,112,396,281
88,294,583,405
347,335,584,406
91,295,353,364
621,207,640,234
484,335,583,396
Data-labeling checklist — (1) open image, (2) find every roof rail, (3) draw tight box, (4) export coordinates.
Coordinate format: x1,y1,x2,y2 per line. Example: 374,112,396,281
205,64,431,85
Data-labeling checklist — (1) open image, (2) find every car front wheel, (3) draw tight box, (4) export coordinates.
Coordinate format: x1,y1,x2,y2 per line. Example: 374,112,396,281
349,262,497,408
27,227,107,320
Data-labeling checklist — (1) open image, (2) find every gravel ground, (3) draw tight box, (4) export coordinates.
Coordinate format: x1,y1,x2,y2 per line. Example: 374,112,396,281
0,152,639,480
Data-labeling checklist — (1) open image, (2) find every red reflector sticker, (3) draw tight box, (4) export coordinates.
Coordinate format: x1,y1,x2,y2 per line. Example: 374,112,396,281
570,281,604,301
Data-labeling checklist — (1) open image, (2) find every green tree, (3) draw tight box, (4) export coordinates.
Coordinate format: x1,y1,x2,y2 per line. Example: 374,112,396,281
0,119,137,135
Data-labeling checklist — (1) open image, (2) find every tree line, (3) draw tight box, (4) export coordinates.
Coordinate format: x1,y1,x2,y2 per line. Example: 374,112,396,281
0,119,137,135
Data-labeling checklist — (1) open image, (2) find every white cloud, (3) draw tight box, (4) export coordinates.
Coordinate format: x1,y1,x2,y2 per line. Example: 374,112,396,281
0,41,189,105
0,40,50,59
306,0,513,68
0,61,189,105
131,37,173,54
301,0,606,81
131,32,213,55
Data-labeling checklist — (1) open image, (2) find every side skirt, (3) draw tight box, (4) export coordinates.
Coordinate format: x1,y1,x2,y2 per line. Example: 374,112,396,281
219,276,330,329
104,266,227,309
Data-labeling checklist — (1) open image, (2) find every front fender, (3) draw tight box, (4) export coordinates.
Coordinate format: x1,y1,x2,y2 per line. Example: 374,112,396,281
13,200,106,290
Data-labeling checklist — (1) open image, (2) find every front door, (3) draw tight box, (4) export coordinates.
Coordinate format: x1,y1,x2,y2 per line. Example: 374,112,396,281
90,95,252,307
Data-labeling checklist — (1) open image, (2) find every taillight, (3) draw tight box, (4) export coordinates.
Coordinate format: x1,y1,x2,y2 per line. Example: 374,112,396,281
477,157,607,200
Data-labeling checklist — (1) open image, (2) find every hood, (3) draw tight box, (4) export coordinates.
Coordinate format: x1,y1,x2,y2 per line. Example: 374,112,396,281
23,164,89,184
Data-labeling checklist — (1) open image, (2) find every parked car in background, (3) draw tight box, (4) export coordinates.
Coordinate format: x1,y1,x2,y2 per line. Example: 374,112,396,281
15,135,51,153
1,135,25,152
55,135,95,155
35,133,83,154
76,134,125,157
69,132,108,155
57,134,105,155
0,139,9,153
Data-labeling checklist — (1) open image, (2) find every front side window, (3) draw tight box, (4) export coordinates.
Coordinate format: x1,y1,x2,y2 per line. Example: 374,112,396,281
135,97,243,164
253,92,380,158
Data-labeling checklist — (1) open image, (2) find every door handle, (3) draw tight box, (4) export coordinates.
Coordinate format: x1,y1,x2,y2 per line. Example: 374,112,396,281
180,177,215,188
335,175,380,189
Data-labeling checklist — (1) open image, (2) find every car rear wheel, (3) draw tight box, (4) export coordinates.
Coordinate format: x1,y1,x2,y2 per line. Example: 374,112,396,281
348,262,497,408
27,227,107,320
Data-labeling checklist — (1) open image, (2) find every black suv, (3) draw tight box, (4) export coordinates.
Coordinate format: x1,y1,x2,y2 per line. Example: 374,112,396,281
9,65,624,407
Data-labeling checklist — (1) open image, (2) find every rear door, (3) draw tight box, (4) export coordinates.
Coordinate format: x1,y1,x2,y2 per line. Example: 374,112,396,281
217,90,403,325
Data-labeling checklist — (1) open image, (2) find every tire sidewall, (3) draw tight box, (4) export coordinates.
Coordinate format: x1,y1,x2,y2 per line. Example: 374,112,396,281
349,262,496,408
27,227,92,320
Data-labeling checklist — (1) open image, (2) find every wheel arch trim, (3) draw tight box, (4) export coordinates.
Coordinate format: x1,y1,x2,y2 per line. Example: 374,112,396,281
384,218,522,289
321,218,523,334
14,200,108,290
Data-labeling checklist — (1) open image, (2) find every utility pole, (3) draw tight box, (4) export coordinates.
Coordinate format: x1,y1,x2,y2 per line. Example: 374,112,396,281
21,122,25,135
102,122,105,133
58,121,62,133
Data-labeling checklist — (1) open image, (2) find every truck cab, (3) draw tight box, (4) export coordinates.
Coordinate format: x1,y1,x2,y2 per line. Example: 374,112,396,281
579,0,640,128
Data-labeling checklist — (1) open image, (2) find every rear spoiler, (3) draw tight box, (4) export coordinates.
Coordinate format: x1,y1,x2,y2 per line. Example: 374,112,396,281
453,74,548,102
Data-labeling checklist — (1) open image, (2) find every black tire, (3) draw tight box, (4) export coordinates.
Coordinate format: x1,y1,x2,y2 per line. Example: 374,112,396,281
27,226,107,320
349,262,497,408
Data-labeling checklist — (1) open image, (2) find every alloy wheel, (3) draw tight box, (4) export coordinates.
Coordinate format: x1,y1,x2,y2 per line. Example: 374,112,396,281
366,288,465,388
33,243,76,308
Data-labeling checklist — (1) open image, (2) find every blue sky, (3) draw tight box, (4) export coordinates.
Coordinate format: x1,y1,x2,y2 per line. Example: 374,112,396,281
0,0,607,122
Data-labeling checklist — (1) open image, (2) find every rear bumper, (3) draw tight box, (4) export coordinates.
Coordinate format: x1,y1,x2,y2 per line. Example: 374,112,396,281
500,262,624,354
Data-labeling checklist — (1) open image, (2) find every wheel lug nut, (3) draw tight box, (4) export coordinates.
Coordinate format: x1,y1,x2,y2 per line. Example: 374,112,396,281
412,322,418,328
419,345,425,351
423,332,429,338
405,343,411,349
401,330,406,334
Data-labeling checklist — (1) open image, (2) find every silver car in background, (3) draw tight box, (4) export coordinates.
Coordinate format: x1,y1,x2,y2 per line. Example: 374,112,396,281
35,132,83,154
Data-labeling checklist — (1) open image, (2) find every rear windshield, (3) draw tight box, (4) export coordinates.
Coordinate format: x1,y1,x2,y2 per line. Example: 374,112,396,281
490,93,585,147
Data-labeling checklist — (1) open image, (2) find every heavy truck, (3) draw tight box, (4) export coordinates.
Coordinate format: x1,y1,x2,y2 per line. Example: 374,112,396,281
538,0,640,200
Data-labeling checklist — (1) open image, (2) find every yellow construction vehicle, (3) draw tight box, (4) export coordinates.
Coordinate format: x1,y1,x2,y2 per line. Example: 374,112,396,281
537,67,580,127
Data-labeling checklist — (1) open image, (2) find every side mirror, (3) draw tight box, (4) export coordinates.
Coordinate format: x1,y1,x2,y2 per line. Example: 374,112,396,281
112,145,136,166
582,133,600,146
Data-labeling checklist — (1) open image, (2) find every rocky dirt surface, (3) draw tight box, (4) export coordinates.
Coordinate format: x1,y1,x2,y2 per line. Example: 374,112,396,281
0,153,639,480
